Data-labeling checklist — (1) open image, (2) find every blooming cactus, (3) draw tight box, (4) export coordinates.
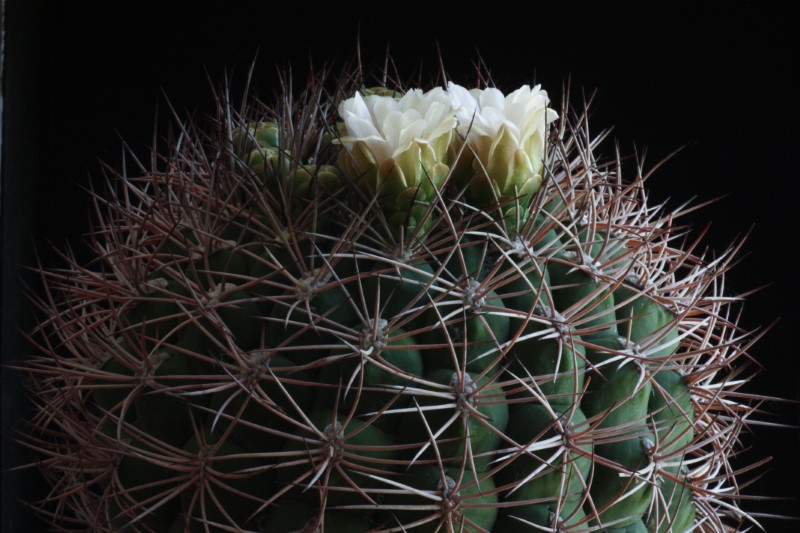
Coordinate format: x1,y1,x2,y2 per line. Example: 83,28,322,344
19,69,775,533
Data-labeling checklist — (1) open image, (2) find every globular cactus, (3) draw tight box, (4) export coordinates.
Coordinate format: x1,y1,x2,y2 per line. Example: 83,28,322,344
20,69,769,532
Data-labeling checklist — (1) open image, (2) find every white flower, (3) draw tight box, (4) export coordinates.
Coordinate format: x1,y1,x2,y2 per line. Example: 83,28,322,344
447,82,558,208
334,83,558,235
448,82,558,168
337,87,456,171
336,88,458,234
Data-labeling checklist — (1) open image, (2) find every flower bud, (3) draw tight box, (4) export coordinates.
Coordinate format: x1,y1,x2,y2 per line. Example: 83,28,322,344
232,122,288,184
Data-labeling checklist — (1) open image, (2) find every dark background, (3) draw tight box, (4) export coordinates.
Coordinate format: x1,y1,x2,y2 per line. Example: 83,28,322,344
3,2,797,531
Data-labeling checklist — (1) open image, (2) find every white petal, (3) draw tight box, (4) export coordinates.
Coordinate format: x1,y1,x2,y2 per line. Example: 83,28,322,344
371,96,399,128
344,116,381,140
479,107,505,136
480,88,505,110
349,92,372,121
448,82,476,108
338,86,458,168
367,137,393,162
398,119,427,152
446,82,558,182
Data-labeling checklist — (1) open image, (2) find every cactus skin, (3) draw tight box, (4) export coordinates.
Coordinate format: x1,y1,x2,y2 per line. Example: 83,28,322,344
19,72,767,533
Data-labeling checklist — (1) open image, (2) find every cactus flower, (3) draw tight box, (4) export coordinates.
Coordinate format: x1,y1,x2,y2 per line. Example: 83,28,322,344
448,82,558,222
337,88,457,232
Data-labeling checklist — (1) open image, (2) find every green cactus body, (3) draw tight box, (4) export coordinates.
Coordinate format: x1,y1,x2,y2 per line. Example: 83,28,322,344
648,469,695,533
494,503,587,532
422,290,510,373
314,326,424,423
614,282,680,361
278,410,399,507
21,76,766,533
506,309,587,407
549,254,618,337
397,369,509,471
257,499,373,532
649,370,695,456
495,403,591,513
387,465,499,532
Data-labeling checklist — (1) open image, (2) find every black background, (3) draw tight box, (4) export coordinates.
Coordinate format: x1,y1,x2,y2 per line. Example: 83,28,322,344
3,1,798,530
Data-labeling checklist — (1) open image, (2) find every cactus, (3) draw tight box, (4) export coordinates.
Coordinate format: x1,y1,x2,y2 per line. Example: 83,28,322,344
19,70,770,532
